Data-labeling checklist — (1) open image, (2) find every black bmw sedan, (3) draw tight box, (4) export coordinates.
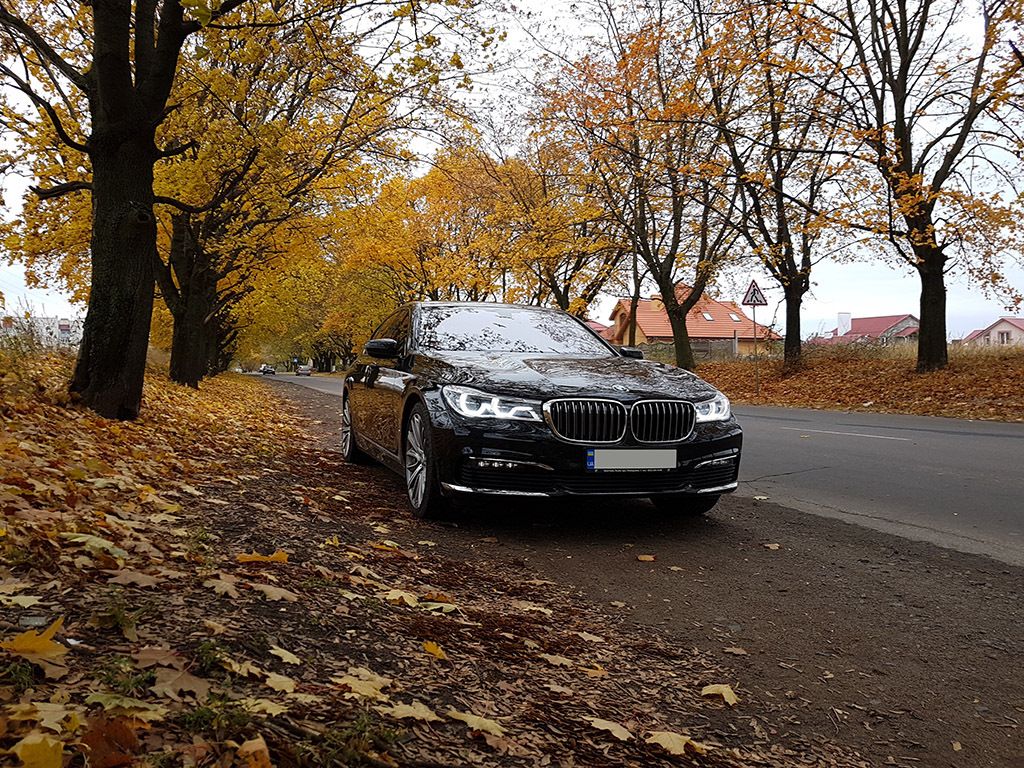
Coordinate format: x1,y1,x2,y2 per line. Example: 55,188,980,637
342,302,742,518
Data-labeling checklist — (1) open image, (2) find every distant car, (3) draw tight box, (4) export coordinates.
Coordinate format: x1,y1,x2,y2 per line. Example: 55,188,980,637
261,366,276,375
296,365,313,376
342,301,741,518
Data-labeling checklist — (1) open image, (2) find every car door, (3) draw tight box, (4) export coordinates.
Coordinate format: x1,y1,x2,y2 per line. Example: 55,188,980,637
349,311,400,447
351,309,413,455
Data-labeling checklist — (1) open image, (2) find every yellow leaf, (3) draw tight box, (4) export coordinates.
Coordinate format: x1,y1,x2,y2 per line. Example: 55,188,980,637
423,641,447,660
10,732,64,768
646,730,709,755
237,550,288,563
240,699,290,716
447,708,506,736
701,683,739,706
0,617,68,661
374,701,442,721
379,589,418,606
237,735,273,768
270,645,302,665
636,554,656,562
263,672,295,693
251,584,299,602
331,674,389,700
583,716,632,741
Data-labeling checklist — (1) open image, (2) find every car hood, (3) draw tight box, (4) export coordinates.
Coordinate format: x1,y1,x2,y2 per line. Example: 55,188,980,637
417,352,723,402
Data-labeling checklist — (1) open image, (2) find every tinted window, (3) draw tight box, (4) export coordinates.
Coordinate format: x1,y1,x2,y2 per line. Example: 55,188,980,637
416,305,611,356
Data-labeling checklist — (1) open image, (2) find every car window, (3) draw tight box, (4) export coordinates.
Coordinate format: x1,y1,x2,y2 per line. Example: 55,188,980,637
416,305,611,356
372,311,402,341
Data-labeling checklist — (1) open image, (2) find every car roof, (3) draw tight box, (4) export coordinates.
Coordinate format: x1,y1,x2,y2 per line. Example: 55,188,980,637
408,301,564,313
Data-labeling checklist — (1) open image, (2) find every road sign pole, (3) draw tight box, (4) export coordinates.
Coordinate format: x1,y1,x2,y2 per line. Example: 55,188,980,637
753,305,759,398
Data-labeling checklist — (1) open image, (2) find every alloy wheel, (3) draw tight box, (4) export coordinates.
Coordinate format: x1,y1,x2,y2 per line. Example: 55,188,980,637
405,412,427,508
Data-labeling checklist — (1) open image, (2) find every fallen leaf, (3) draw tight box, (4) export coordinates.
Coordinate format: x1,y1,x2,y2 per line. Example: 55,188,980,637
203,577,239,599
203,619,227,635
701,683,739,706
84,693,167,722
237,735,272,768
539,653,574,667
250,584,299,602
263,672,296,693
447,708,506,736
236,550,288,563
79,717,139,768
379,588,418,606
646,730,709,756
0,617,68,662
270,645,301,665
0,594,42,608
581,665,608,678
423,641,447,660
952,741,962,752
150,667,211,700
10,732,64,768
583,716,632,741
723,647,748,656
59,533,128,559
374,701,442,722
105,570,163,588
331,674,389,700
131,647,185,669
637,554,656,562
240,699,290,716
763,543,781,550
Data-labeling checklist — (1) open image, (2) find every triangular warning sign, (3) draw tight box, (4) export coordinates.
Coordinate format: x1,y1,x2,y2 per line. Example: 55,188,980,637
742,280,768,306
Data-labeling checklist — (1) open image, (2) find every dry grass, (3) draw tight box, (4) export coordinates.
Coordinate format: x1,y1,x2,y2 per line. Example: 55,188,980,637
697,344,1024,422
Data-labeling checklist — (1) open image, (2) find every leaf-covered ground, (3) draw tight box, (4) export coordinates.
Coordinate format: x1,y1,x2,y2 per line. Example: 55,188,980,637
0,350,873,768
698,348,1024,422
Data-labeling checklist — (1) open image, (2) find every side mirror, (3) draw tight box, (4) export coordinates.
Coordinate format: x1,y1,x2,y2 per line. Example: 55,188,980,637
363,338,399,358
620,346,644,360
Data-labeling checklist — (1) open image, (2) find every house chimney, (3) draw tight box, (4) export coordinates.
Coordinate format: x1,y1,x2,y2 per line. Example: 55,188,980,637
838,312,852,336
650,295,664,312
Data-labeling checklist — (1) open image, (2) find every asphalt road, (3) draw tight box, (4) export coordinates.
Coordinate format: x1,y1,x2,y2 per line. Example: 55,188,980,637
733,406,1024,567
263,374,1024,566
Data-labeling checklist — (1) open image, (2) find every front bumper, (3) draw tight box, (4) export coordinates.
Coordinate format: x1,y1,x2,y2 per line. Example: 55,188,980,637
429,413,742,498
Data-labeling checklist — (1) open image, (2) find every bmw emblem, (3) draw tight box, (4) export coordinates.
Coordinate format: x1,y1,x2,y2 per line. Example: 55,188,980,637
612,384,628,392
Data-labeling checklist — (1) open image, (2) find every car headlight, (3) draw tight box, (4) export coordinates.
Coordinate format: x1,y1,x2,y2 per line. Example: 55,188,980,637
694,392,731,422
442,385,543,422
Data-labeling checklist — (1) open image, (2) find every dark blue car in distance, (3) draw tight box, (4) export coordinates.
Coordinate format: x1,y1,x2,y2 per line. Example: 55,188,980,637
342,302,741,518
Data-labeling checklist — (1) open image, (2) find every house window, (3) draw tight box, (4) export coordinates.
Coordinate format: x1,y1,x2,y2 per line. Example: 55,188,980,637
998,331,1011,344
728,313,741,322
701,312,714,321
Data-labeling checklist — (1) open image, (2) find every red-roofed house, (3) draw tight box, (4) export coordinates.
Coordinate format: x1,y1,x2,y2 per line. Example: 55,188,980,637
963,317,1024,347
813,313,919,345
585,319,611,338
605,285,779,354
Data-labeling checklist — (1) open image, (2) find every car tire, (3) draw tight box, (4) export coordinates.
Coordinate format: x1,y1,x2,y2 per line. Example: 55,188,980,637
340,394,369,464
650,493,720,516
403,402,449,519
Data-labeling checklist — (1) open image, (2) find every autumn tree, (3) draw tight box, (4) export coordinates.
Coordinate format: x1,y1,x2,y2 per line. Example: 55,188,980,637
537,0,741,369
694,0,851,366
809,0,1024,371
0,0,484,418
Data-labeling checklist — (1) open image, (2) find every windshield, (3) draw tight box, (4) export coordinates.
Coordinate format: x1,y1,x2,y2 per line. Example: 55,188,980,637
416,305,612,356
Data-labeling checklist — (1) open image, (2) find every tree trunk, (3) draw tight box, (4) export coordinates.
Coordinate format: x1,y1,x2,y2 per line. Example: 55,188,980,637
665,303,695,370
783,281,804,368
164,215,217,388
69,138,157,420
915,256,948,372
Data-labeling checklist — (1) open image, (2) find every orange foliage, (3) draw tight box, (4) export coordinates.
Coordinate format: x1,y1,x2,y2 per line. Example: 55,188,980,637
699,350,1024,422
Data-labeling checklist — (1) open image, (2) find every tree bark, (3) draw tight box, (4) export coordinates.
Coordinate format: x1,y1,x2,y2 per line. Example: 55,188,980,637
162,214,217,388
783,279,804,368
69,136,157,420
915,255,948,372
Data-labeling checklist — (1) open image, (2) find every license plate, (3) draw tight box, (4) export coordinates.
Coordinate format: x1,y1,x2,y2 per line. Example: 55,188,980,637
586,448,676,471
